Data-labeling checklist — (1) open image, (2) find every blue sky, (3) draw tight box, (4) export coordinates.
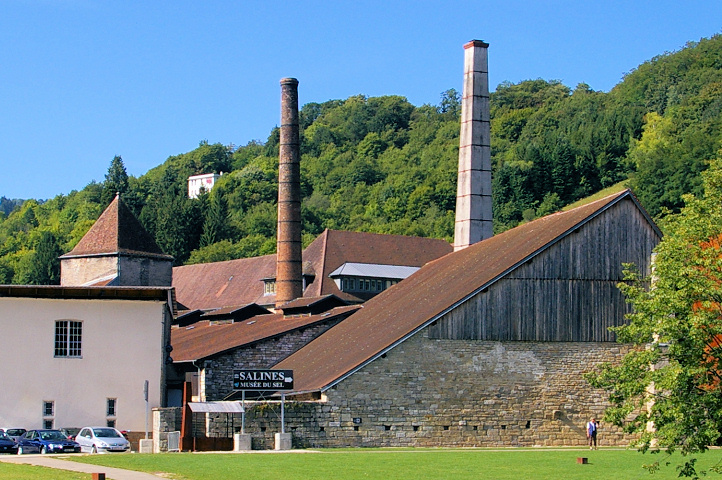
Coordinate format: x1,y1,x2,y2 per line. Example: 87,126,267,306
1,0,721,200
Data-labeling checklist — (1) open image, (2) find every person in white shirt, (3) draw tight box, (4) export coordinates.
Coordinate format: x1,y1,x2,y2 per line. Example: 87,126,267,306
586,417,599,449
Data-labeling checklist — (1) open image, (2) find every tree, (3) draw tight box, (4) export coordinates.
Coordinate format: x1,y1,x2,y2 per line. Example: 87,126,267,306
101,156,130,207
438,88,460,119
13,231,62,285
586,155,722,478
199,192,229,248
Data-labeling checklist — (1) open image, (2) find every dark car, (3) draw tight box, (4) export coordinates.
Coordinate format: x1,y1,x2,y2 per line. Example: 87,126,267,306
0,432,18,454
0,428,26,442
17,429,80,454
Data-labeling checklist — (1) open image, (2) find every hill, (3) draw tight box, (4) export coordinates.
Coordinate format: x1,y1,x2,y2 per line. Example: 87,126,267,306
1,34,721,284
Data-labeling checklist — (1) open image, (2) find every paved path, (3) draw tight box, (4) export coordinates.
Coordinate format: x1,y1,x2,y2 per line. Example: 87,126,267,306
0,454,165,480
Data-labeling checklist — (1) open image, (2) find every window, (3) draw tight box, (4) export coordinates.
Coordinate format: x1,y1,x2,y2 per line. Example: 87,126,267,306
107,419,116,428
43,401,54,429
263,280,276,296
107,398,117,417
54,320,82,357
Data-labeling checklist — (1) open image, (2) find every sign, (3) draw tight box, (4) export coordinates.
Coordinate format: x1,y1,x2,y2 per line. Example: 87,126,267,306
233,369,294,391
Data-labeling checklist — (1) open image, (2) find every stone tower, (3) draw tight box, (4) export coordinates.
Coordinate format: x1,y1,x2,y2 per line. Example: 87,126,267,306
454,40,492,251
59,194,174,286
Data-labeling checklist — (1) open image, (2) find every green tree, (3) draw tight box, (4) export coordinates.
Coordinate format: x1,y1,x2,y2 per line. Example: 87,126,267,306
14,231,62,285
200,192,229,248
101,155,130,207
586,155,722,478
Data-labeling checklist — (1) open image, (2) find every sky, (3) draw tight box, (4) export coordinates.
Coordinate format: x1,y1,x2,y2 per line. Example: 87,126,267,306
1,1,721,200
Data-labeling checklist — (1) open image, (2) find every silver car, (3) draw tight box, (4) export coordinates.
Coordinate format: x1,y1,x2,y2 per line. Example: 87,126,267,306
0,429,26,442
75,427,130,453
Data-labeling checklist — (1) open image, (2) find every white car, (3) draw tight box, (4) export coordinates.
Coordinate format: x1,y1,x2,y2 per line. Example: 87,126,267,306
75,427,130,453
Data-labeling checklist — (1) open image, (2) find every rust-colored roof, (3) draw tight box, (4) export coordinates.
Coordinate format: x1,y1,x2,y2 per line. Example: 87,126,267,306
171,305,360,362
302,230,453,298
61,195,171,259
173,254,277,310
275,190,657,394
279,294,348,315
201,304,271,319
172,230,452,310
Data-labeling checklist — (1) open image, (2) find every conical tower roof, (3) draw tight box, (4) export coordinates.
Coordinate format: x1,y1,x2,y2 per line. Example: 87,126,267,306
61,195,172,259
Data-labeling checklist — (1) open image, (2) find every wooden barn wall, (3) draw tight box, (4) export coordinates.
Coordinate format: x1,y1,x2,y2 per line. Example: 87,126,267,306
429,198,660,342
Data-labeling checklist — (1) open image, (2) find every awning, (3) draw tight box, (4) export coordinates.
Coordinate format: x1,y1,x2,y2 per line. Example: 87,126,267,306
187,401,245,413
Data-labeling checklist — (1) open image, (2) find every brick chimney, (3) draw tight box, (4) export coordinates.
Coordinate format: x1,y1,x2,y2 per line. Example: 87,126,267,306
276,77,303,307
454,40,492,251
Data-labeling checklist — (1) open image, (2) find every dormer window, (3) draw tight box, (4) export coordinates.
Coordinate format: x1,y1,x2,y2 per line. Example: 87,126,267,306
263,280,276,296
330,263,418,298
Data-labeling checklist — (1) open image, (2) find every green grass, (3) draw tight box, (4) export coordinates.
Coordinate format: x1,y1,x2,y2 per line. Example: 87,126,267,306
66,448,722,480
0,462,88,479
562,181,629,211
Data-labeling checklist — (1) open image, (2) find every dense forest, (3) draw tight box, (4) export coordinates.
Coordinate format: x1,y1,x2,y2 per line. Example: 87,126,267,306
1,35,721,284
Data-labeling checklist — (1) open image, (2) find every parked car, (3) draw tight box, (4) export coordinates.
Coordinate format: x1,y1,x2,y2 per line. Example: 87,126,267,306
59,428,79,441
0,428,26,442
75,427,130,454
16,429,81,454
0,432,18,455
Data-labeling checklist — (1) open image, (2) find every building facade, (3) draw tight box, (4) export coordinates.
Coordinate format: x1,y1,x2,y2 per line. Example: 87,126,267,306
0,286,174,432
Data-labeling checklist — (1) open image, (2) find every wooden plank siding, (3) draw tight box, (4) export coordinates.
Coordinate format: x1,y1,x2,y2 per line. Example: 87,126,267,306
428,197,660,342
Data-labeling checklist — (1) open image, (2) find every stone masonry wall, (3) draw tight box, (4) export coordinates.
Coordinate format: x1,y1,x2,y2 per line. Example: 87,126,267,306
153,407,182,452
206,330,636,448
60,256,117,286
202,320,342,401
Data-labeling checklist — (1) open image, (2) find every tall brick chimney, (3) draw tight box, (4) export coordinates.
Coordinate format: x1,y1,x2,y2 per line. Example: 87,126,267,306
276,78,303,308
454,40,492,251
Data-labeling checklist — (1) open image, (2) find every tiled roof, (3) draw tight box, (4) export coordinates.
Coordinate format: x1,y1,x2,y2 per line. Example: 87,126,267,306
61,195,171,259
200,304,271,320
302,230,452,298
275,190,657,394
278,294,348,315
172,229,452,310
173,254,277,310
171,305,360,362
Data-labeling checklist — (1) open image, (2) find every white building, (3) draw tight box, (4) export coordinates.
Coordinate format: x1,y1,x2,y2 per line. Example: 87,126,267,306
0,285,174,432
187,173,221,199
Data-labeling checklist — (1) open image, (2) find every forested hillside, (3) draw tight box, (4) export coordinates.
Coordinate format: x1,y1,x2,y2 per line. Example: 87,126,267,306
1,35,721,284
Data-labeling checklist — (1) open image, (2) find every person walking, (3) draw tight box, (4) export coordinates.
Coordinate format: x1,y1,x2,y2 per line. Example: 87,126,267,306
586,417,598,450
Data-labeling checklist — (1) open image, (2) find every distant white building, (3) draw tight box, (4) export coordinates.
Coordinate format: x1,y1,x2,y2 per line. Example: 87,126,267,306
188,173,221,199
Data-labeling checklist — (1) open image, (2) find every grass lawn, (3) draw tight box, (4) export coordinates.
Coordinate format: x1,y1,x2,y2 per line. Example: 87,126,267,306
65,448,722,480
0,462,88,479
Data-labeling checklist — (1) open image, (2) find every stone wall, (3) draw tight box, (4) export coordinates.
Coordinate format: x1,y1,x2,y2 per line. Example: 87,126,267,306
153,407,182,452
118,256,172,286
203,329,636,448
60,256,117,286
60,254,172,287
201,321,341,401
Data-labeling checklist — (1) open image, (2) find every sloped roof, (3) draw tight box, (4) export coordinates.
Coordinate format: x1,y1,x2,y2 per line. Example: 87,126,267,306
171,305,360,362
275,190,659,394
61,195,171,259
201,304,271,320
172,229,452,310
278,294,348,315
173,254,277,310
